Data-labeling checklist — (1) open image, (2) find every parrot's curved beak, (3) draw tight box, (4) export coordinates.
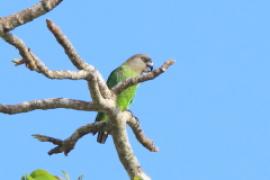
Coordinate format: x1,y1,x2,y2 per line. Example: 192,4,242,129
146,61,154,72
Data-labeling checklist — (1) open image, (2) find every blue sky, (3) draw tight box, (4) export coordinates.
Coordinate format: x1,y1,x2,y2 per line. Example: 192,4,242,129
1,0,270,179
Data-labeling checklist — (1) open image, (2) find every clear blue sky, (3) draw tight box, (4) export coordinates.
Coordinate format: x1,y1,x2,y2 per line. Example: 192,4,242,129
1,0,270,179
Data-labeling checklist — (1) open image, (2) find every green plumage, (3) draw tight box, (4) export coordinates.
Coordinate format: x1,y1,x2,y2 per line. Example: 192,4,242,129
108,64,138,110
95,54,153,143
95,65,139,143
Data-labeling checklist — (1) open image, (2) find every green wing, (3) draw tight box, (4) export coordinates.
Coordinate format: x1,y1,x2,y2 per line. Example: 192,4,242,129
97,66,137,118
107,67,124,89
109,66,138,110
95,66,139,143
96,66,138,121
95,67,124,123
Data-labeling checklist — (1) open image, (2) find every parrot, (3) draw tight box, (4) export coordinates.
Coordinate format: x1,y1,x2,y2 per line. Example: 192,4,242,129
95,54,154,144
21,169,59,180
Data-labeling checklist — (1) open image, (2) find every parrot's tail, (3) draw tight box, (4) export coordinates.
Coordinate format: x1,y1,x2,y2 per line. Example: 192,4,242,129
97,131,108,144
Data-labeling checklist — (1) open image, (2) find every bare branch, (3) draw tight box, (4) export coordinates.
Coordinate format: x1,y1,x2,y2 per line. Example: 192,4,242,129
0,0,172,179
127,116,159,152
33,121,106,155
33,134,62,145
112,60,175,94
109,111,151,180
0,98,97,115
2,32,37,70
0,0,63,33
86,78,106,105
2,32,90,80
46,19,91,71
46,19,112,99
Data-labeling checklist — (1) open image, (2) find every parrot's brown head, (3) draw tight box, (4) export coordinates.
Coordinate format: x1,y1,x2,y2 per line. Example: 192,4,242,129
125,54,154,74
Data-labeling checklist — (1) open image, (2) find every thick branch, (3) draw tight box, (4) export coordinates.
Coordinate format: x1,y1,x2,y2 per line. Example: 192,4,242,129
127,117,159,152
112,60,175,94
0,98,97,115
2,32,90,80
0,0,63,34
109,111,151,180
33,121,106,155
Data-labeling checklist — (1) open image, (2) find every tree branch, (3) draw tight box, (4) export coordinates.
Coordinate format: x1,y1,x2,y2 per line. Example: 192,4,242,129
109,111,151,180
127,116,159,152
0,1,176,179
33,121,106,155
0,98,97,115
2,32,90,80
87,77,110,106
46,19,112,99
46,19,91,71
0,0,63,34
112,60,175,94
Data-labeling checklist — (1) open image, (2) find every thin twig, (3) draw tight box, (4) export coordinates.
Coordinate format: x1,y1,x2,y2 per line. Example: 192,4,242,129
33,121,107,155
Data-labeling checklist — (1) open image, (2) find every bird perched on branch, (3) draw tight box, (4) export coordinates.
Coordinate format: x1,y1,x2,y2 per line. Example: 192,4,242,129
95,54,154,144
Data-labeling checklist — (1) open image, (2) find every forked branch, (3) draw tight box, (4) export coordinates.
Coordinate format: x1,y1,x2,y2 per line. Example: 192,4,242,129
46,19,91,71
33,121,106,155
46,19,111,99
2,32,90,80
0,1,175,180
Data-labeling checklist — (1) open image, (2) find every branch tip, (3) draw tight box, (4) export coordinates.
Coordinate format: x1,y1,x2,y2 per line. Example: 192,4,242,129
11,58,25,66
32,134,48,142
46,18,54,30
32,134,62,145
167,59,175,65
127,115,159,152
